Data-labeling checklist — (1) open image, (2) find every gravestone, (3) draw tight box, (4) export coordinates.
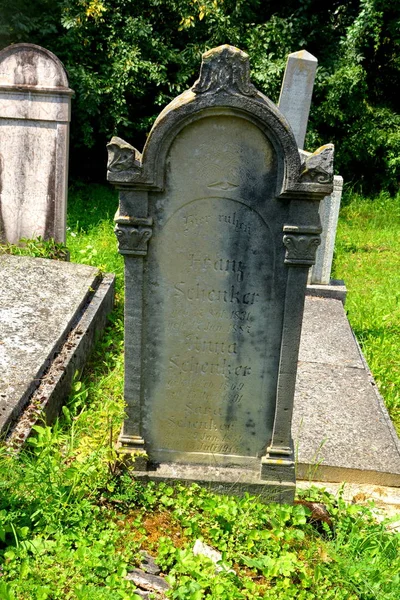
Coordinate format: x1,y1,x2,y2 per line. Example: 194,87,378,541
278,50,343,288
310,175,343,285
107,45,334,502
0,43,73,244
278,50,317,151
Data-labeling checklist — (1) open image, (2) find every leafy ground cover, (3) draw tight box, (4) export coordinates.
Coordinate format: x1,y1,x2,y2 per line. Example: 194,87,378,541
0,184,399,599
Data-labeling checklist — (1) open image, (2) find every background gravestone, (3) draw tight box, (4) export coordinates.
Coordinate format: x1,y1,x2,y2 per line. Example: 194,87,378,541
108,45,333,502
278,50,317,151
278,50,343,289
0,43,73,245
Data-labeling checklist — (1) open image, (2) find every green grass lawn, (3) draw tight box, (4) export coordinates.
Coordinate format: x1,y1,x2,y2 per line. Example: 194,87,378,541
333,191,400,434
0,184,399,599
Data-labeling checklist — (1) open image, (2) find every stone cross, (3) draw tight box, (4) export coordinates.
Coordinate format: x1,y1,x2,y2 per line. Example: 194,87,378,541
0,43,73,245
107,45,333,503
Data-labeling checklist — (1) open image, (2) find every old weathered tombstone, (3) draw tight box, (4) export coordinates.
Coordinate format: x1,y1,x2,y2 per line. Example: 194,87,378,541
310,175,344,285
278,50,343,289
278,50,317,151
0,43,73,244
107,45,333,502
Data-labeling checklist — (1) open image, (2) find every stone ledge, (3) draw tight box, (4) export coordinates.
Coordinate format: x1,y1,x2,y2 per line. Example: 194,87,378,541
306,280,347,303
131,463,295,504
6,273,115,448
0,255,115,446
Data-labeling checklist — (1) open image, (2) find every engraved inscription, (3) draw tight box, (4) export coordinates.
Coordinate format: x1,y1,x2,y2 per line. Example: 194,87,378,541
143,116,280,464
147,196,277,458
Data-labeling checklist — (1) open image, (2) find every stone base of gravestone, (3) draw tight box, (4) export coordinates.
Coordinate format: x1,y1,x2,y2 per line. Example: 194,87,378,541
0,255,115,445
125,463,295,504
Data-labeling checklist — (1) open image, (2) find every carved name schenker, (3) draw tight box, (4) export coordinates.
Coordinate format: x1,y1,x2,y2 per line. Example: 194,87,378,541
107,45,333,503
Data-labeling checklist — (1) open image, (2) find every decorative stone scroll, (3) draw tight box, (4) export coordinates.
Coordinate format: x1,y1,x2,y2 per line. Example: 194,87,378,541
0,43,73,245
107,45,333,503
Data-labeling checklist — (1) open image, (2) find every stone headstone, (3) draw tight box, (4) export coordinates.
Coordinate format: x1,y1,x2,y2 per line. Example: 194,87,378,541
309,175,343,285
278,50,343,287
278,49,317,150
0,43,73,244
107,45,334,502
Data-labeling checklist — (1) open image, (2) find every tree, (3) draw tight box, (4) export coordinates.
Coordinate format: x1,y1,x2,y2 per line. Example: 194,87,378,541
1,0,399,190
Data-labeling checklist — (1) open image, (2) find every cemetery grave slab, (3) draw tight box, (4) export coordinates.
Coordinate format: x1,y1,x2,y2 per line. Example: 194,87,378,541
294,296,400,487
0,255,115,441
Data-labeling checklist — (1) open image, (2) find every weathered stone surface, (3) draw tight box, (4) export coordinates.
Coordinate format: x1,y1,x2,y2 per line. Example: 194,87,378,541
298,296,362,368
294,297,400,487
132,463,296,503
306,280,347,303
109,45,333,501
278,51,343,288
5,273,115,447
0,44,73,244
126,569,170,593
278,50,317,150
310,175,343,284
0,255,113,435
140,551,161,576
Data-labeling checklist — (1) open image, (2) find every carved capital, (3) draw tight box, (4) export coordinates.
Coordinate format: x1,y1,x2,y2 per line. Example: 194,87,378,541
283,228,321,266
107,136,142,174
299,144,334,184
192,45,257,97
114,217,153,256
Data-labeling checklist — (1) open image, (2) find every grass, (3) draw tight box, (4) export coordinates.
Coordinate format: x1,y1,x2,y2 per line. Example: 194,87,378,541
0,184,399,599
333,190,400,433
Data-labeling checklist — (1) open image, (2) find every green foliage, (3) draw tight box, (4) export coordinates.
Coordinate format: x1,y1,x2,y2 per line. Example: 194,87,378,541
333,190,400,432
1,1,399,190
308,0,400,192
0,237,69,261
0,183,399,597
105,478,400,599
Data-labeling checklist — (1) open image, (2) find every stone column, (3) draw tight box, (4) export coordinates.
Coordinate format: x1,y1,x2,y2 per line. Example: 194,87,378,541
261,224,321,482
113,187,153,467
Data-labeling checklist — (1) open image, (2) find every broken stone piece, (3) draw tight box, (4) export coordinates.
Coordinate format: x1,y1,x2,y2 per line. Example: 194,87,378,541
140,550,161,575
126,568,170,593
193,539,235,574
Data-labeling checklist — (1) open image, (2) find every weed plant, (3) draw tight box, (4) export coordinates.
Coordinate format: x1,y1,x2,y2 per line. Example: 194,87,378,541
0,184,398,598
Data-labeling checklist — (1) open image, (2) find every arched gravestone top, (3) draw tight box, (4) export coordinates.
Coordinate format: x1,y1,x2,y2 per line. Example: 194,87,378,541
0,43,72,245
0,43,71,93
108,45,332,200
107,45,334,503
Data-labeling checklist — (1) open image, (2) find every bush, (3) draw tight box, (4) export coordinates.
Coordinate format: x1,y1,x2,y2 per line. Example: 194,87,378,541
0,0,399,191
